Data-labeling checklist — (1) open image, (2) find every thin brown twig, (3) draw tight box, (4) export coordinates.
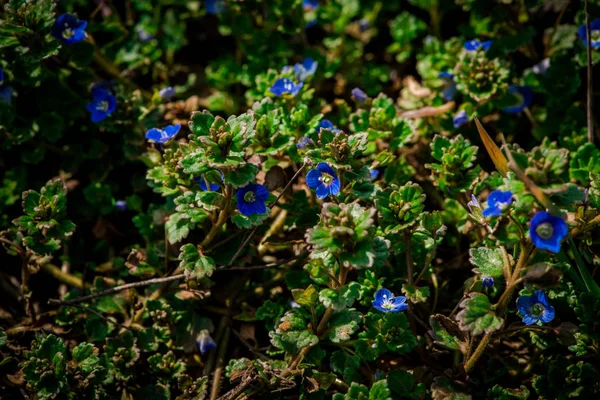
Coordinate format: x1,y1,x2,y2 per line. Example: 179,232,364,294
48,274,186,306
585,0,594,144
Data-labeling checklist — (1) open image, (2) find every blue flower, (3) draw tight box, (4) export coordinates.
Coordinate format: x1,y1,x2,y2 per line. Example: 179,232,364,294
196,330,217,354
482,190,513,217
358,18,370,32
464,39,492,51
529,211,568,253
306,163,341,199
193,170,224,192
135,25,153,42
438,72,457,101
352,87,367,103
453,110,468,128
482,276,494,288
370,169,379,180
303,0,318,11
503,85,533,114
294,58,318,82
159,86,175,100
316,119,342,134
237,184,269,216
145,124,181,144
52,14,87,45
0,67,4,85
269,78,303,97
115,200,127,211
86,88,117,123
0,85,12,104
205,0,226,15
577,19,600,48
516,290,555,325
296,136,314,149
372,288,408,313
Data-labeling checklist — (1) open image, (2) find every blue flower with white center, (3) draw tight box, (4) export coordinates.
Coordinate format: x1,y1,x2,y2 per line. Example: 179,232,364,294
438,71,457,101
372,288,408,313
370,169,379,180
482,190,513,217
205,0,226,15
237,184,269,216
464,39,492,51
529,211,568,253
352,87,367,103
316,119,341,134
269,78,303,97
578,19,600,48
516,290,555,325
52,14,87,45
145,124,181,144
86,88,117,123
482,276,494,288
296,136,314,150
196,329,217,354
303,0,318,11
193,170,224,192
115,200,127,211
306,162,341,199
503,85,533,114
294,58,318,82
453,110,468,128
159,86,175,100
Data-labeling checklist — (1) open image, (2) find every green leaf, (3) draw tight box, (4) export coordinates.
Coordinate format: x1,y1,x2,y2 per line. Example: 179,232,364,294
178,244,216,280
224,163,259,188
328,309,362,343
488,384,530,400
166,212,193,244
469,247,506,279
319,282,361,311
402,284,430,304
270,311,318,354
456,293,503,336
330,350,361,384
429,314,469,354
292,285,319,308
388,370,426,399
570,143,600,185
189,110,215,137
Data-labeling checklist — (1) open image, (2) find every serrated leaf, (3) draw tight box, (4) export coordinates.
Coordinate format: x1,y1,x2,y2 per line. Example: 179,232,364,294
178,244,216,280
469,247,506,279
456,293,503,336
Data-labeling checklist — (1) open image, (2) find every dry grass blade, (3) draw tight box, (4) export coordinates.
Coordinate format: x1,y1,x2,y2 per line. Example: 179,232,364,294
474,117,509,176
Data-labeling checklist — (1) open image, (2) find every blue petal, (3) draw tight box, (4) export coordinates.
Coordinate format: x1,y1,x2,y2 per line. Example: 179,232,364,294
453,110,468,128
503,85,533,114
254,184,270,202
306,169,322,189
164,124,182,137
370,169,379,180
481,40,493,51
91,110,107,123
372,303,391,313
317,162,336,176
482,206,502,217
516,295,533,317
328,177,341,196
352,87,367,103
464,39,481,51
0,86,12,104
540,305,555,323
532,290,549,307
373,288,393,306
145,128,164,141
438,71,454,79
390,296,408,312
315,183,329,199
522,315,539,326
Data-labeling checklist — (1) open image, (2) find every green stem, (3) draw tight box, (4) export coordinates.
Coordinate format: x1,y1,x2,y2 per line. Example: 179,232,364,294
567,237,600,296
